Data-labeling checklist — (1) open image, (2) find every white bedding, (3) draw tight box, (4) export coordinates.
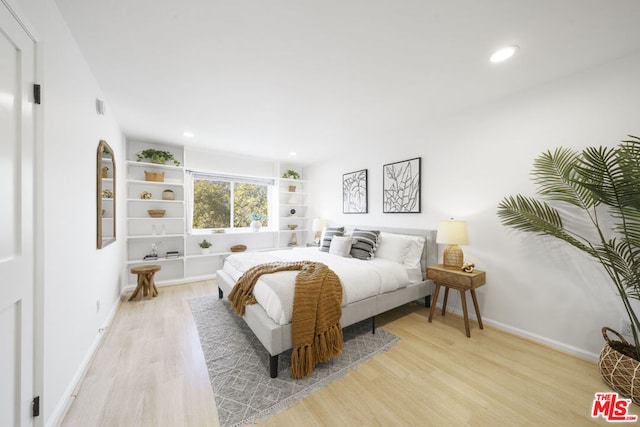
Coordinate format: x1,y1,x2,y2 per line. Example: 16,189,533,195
222,247,413,325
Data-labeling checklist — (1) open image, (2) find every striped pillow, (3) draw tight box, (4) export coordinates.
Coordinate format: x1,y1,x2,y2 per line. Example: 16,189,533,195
349,229,380,260
320,227,345,252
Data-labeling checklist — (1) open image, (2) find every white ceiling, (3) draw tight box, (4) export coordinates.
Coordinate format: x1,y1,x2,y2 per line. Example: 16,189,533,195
55,0,640,164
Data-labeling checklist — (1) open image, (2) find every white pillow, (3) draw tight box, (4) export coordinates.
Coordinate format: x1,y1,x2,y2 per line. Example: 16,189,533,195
404,235,426,269
375,233,410,264
375,232,425,268
329,235,353,257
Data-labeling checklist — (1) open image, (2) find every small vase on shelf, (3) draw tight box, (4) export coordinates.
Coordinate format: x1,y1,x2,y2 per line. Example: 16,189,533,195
249,213,266,232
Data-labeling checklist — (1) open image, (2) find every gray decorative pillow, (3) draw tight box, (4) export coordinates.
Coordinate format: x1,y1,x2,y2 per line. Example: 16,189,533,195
320,227,345,252
349,229,380,260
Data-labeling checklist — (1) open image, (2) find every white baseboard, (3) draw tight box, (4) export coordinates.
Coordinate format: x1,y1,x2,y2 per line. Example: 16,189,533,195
482,318,599,362
434,303,599,362
121,274,217,293
46,295,122,427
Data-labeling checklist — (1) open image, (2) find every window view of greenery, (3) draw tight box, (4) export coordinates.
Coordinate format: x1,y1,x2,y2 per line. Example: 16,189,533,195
192,179,269,229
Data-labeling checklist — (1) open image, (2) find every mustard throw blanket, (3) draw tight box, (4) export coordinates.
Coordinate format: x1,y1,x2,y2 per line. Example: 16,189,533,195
228,261,343,378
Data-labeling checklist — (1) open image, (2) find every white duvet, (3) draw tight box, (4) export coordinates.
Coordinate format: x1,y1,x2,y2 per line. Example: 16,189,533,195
222,247,411,325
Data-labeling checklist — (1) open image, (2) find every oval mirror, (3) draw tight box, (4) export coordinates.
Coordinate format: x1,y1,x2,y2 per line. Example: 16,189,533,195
97,140,116,248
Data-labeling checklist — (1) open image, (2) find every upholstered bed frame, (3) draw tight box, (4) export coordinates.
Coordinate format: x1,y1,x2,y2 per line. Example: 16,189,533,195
215,227,437,378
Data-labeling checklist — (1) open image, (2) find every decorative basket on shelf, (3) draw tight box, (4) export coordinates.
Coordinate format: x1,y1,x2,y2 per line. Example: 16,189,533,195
598,327,640,405
162,189,175,200
288,185,296,192
230,245,247,252
144,170,165,182
147,209,166,218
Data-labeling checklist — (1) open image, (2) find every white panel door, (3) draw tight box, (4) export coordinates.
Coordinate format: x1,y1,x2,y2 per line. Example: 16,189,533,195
0,2,36,426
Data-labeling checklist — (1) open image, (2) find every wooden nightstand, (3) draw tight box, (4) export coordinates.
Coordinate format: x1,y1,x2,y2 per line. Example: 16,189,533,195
426,264,486,337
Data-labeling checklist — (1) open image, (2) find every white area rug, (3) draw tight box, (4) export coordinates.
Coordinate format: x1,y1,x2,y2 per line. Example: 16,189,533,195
190,295,399,426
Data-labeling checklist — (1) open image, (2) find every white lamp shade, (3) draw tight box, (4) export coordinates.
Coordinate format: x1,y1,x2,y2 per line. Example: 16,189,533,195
312,218,328,232
436,220,469,245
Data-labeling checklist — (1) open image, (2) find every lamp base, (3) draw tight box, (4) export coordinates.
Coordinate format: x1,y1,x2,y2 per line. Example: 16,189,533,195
443,244,464,269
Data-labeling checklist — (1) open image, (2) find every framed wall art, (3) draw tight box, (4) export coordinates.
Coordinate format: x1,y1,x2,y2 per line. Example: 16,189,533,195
342,169,368,213
383,157,421,213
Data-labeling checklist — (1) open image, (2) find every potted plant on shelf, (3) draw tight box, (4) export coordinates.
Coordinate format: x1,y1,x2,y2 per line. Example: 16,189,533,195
497,135,640,403
250,213,266,232
136,149,181,166
282,169,300,191
282,169,300,180
199,239,212,255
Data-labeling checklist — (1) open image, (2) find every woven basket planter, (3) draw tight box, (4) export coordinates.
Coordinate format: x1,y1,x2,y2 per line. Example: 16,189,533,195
598,327,640,405
144,170,165,182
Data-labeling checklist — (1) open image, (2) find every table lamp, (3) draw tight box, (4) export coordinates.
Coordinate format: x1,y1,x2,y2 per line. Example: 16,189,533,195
436,219,469,269
312,218,328,246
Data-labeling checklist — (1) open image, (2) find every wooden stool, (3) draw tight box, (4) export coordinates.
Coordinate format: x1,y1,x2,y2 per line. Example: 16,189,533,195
129,265,161,301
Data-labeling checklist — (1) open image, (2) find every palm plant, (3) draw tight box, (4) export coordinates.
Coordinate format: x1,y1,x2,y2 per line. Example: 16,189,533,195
497,135,640,360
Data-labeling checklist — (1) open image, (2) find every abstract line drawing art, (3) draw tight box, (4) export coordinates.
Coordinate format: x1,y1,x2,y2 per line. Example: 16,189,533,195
343,169,368,213
383,157,421,213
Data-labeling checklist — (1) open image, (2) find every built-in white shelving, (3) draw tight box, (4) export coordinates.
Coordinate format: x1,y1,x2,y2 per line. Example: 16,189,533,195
125,141,189,286
125,142,312,287
277,174,310,248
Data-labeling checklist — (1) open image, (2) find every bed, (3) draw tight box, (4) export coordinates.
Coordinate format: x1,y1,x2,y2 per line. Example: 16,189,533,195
215,226,437,378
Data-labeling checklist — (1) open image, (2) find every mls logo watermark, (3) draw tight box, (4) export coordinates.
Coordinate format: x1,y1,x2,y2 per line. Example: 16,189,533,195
592,392,638,422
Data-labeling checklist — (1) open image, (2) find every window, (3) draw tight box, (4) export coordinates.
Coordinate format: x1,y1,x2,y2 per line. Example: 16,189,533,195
188,171,273,230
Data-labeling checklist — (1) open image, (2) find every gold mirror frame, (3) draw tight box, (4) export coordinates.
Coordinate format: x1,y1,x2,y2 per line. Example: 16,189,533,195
97,140,116,248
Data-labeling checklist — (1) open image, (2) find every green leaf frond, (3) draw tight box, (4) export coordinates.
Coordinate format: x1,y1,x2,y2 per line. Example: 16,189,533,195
597,239,640,300
532,147,596,209
497,195,593,254
612,207,640,243
618,136,640,208
575,145,626,208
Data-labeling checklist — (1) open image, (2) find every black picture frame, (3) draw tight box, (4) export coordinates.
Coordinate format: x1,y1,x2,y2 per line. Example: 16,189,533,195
383,157,421,213
342,169,368,214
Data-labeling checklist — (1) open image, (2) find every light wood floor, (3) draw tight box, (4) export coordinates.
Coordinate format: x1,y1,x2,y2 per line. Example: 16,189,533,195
60,280,620,426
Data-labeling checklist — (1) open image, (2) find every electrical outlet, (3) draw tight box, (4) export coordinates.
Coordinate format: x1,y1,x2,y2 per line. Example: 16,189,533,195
96,299,100,313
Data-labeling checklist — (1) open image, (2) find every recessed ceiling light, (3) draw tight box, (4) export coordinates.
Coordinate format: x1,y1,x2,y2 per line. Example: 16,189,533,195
289,151,297,156
490,45,519,63
183,131,194,138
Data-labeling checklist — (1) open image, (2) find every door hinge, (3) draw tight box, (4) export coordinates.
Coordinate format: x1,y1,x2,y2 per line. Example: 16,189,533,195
33,84,41,104
32,396,40,417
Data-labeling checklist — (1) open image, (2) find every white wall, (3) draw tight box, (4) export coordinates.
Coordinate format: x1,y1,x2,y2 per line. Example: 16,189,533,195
307,51,640,360
14,0,126,424
185,146,277,177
